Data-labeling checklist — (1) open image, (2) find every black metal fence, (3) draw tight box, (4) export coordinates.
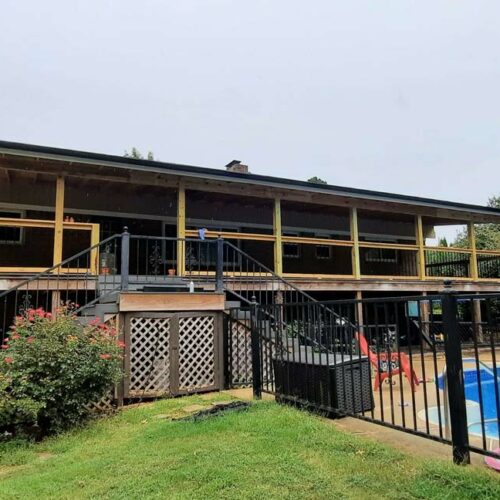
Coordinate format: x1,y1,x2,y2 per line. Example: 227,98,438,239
226,288,500,465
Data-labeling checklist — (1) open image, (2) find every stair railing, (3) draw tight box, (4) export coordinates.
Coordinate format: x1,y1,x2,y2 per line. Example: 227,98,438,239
0,234,121,340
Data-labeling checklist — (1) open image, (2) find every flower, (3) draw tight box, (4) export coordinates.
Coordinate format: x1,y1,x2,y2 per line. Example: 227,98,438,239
11,334,20,340
4,357,13,364
3,338,9,343
117,341,126,349
1,345,9,350
99,353,111,360
27,337,34,343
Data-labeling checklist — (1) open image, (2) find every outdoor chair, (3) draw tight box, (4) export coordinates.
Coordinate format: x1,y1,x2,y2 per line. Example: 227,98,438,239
356,332,419,392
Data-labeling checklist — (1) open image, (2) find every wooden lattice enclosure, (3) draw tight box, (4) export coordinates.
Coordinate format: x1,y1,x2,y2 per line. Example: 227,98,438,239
229,319,253,386
227,316,276,388
123,311,222,398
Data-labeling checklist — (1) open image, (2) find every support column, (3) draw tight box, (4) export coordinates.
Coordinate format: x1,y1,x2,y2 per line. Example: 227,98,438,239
472,294,484,344
468,221,479,280
415,215,426,280
273,197,283,275
350,207,360,279
53,176,65,266
176,182,186,276
420,291,431,349
355,291,364,331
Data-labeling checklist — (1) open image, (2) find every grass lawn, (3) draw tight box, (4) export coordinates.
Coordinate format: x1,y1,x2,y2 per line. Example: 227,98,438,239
0,394,499,499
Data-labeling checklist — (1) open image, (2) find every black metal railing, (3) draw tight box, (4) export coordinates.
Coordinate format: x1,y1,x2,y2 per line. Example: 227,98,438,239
0,234,121,341
231,288,500,465
425,250,471,278
478,254,500,279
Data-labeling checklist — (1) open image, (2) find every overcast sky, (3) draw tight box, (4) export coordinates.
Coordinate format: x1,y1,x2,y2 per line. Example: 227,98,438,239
1,1,499,228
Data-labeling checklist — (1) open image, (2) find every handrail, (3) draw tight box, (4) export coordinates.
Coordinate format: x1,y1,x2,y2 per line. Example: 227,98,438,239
0,234,119,299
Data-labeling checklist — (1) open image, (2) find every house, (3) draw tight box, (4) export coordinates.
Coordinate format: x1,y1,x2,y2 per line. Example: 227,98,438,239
1,139,499,398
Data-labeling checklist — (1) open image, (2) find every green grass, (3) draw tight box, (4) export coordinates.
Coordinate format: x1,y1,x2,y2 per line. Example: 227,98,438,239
0,394,499,499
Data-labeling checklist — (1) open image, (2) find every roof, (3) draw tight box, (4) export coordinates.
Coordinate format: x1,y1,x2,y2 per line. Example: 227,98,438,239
1,139,499,218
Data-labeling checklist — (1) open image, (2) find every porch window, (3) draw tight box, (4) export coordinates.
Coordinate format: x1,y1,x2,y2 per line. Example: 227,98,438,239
365,248,397,263
283,232,300,258
315,245,331,260
0,210,24,245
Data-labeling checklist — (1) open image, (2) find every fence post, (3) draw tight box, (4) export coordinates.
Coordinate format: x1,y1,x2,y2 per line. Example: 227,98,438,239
215,236,224,293
442,280,470,465
250,295,262,400
120,227,130,291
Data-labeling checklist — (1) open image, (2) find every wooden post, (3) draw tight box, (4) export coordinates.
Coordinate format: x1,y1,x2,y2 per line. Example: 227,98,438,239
177,182,186,276
350,207,360,279
53,176,65,266
420,291,431,349
89,223,100,275
415,215,426,280
472,294,484,344
273,197,283,275
355,291,364,332
51,291,61,315
468,221,479,280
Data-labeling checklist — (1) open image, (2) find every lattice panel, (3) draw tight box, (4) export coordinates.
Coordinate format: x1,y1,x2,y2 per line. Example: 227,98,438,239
86,390,117,415
228,319,277,389
178,315,215,390
230,321,253,386
129,316,171,396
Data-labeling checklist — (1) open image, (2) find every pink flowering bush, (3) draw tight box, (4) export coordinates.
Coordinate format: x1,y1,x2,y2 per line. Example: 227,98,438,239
0,307,123,438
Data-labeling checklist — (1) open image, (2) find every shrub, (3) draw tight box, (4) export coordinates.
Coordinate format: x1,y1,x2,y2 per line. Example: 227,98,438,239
0,307,123,438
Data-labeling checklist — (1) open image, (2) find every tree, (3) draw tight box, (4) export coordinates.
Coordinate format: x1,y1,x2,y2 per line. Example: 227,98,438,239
452,196,500,250
124,147,155,160
438,237,448,247
307,176,327,185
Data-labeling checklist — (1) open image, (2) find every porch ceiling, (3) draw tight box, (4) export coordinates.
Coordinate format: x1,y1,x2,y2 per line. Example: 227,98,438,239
1,140,500,224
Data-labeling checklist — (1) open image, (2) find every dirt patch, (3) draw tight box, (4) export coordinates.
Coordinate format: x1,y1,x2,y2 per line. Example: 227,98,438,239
37,452,55,460
174,401,251,422
0,464,26,478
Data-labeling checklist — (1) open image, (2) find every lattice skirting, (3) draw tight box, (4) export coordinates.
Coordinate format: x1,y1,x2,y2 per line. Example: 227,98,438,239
229,319,276,388
123,312,220,398
129,316,171,397
179,315,215,391
86,389,118,415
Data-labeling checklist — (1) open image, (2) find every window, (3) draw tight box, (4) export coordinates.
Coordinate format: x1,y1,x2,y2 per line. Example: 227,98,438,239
0,210,24,245
283,233,300,258
365,248,397,263
315,245,331,260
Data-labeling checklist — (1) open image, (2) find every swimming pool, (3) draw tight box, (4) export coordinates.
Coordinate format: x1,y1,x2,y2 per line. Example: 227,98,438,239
432,361,500,440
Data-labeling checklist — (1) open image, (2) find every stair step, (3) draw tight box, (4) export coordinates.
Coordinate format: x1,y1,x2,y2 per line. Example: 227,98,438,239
98,291,120,304
224,300,241,309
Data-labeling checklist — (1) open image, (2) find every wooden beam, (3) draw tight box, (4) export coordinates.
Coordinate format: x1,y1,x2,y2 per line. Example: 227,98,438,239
350,207,360,279
468,221,479,280
53,176,65,266
119,292,225,312
415,215,426,280
176,182,186,276
273,198,283,275
185,229,275,242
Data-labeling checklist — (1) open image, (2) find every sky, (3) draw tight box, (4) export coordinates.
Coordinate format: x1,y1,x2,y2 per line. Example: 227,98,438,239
0,1,499,242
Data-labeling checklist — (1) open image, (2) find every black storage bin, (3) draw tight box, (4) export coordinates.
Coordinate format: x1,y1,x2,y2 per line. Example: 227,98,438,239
273,347,373,415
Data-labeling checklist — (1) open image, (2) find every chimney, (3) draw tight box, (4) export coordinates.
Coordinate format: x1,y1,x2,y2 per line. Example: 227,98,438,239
225,160,249,174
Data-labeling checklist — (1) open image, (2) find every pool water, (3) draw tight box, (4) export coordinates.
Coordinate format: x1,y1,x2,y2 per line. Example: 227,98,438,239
436,365,500,440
